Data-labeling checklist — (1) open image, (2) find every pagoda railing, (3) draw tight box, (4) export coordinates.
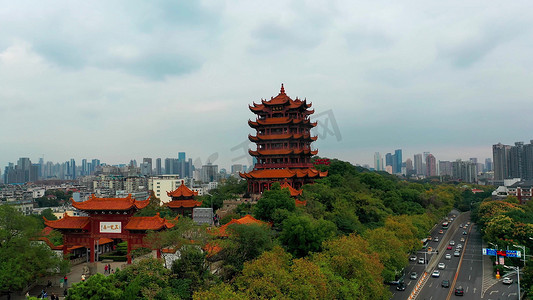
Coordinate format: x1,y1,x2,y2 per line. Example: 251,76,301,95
254,163,314,169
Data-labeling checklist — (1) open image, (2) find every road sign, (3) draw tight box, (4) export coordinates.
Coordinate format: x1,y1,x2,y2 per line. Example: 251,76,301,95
506,250,522,258
482,248,497,256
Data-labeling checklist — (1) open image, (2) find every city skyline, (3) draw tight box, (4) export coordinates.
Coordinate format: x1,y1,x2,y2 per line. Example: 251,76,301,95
1,2,532,171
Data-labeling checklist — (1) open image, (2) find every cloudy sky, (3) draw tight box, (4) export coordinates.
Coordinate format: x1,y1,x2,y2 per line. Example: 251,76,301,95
1,0,532,171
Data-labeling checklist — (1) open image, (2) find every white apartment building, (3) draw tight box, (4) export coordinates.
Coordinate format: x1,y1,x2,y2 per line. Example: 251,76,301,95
149,175,189,204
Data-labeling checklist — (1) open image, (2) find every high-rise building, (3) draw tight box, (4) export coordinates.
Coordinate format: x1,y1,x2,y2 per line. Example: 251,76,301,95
385,153,393,167
493,143,512,181
414,154,424,175
155,158,162,175
425,154,436,177
201,163,218,182
509,142,524,179
141,158,153,176
523,141,533,180
374,152,383,171
70,158,76,180
394,149,402,174
484,158,493,172
439,161,453,177
405,158,413,174
452,160,477,183
178,152,186,161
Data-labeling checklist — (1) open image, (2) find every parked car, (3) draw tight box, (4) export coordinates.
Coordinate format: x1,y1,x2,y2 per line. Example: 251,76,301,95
441,280,450,288
432,270,440,278
410,255,417,261
445,254,451,259
410,272,418,279
449,240,455,246
438,263,445,269
503,277,513,285
455,286,464,296
396,282,406,291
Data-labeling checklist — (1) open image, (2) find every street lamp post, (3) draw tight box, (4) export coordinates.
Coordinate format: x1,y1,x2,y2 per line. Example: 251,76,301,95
489,242,499,265
512,244,526,268
504,265,521,300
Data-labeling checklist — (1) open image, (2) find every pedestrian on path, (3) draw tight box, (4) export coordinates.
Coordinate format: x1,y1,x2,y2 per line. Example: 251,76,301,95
81,274,86,282
63,275,68,287
104,264,109,274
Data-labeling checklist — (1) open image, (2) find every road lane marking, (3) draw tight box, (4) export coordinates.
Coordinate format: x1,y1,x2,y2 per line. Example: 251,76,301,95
490,290,499,295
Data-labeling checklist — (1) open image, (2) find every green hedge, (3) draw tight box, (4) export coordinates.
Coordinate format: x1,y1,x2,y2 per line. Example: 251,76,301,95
99,255,127,262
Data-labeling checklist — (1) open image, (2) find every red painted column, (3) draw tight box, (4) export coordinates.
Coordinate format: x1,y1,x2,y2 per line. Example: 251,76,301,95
63,244,68,260
89,238,95,263
156,249,161,259
126,238,132,264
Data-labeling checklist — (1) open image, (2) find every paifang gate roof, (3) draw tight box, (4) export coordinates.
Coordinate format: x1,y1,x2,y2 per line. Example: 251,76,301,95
71,194,150,211
124,213,176,231
44,213,90,230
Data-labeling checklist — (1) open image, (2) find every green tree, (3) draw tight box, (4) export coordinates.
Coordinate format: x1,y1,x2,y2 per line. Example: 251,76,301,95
254,182,295,222
218,223,274,280
112,258,173,299
171,246,212,298
0,205,69,296
279,214,337,257
67,273,122,300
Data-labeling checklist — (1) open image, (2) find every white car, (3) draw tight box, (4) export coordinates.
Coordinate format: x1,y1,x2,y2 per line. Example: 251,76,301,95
454,251,461,257
460,238,465,242
410,255,417,261
449,240,455,246
503,277,513,284
445,254,451,259
432,270,440,278
434,237,439,242
419,257,425,264
438,263,445,269
457,244,463,249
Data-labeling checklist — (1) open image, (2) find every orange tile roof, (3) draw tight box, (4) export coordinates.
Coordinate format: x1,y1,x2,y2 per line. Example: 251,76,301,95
124,213,176,231
295,199,307,206
167,180,198,198
240,168,328,179
44,213,90,230
248,133,318,142
71,194,150,211
165,199,202,208
280,181,303,197
217,215,270,237
249,149,319,156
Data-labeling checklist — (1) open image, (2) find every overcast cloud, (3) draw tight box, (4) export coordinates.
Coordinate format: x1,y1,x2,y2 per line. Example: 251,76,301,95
1,0,532,170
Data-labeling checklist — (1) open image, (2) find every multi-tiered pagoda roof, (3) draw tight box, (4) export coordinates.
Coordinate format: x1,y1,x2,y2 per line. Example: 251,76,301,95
240,84,327,194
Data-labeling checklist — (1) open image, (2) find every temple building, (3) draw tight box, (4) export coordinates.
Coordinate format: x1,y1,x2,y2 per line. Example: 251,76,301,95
165,180,202,217
240,84,327,193
44,194,175,264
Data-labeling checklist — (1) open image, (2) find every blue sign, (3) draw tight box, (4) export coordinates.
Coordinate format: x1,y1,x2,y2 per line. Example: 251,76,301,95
482,248,497,256
506,250,521,258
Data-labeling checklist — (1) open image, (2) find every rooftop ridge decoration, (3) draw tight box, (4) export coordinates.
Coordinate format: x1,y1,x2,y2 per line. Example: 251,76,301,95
71,194,150,211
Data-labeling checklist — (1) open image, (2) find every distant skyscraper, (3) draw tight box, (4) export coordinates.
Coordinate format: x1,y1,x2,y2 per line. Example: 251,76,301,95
178,152,186,161
425,154,436,177
394,149,402,174
414,154,423,175
385,153,393,167
484,158,492,172
439,161,453,177
374,152,383,171
70,158,76,180
155,158,162,175
493,143,511,181
142,158,153,176
405,158,413,174
82,159,88,176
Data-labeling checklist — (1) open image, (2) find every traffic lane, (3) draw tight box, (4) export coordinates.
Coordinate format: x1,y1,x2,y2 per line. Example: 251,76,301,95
390,254,434,299
415,223,468,299
483,274,519,300
454,233,483,298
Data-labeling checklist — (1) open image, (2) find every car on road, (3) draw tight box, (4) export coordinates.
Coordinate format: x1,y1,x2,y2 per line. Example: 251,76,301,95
441,280,450,288
396,282,406,291
439,230,444,234
457,244,463,249
503,277,513,285
410,272,418,279
445,254,451,259
449,240,455,246
410,255,417,261
455,286,464,296
438,263,445,269
463,231,467,235
460,237,465,242
447,245,453,250
432,270,440,278
434,237,439,242
418,257,425,264
459,223,464,228
454,251,461,257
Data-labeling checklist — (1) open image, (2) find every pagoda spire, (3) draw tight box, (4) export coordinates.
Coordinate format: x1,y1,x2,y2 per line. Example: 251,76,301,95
280,83,285,94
